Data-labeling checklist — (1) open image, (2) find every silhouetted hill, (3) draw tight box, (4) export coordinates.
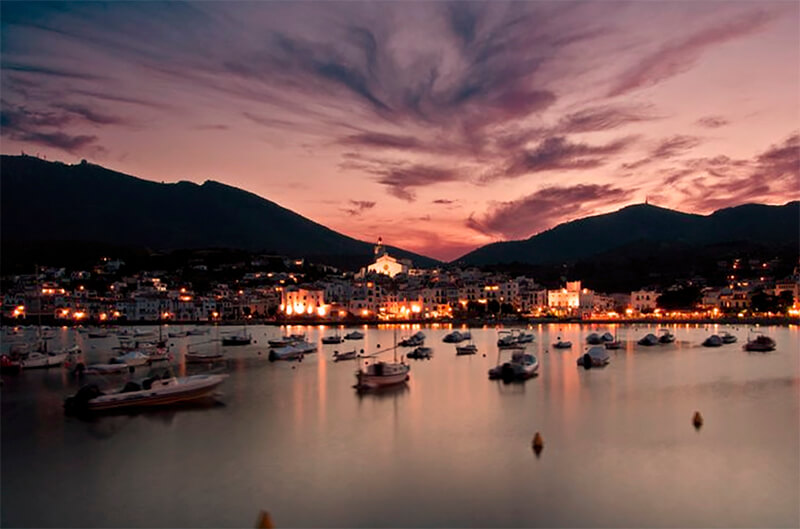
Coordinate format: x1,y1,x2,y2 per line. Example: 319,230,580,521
0,155,438,269
456,202,800,266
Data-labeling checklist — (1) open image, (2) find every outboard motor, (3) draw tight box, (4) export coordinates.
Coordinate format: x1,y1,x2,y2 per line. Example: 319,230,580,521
582,353,593,370
64,384,103,414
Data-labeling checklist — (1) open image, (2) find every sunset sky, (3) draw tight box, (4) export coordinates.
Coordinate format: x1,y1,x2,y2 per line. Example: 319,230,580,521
1,1,798,260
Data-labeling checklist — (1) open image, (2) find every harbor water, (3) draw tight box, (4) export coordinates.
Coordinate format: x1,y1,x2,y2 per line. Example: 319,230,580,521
2,323,798,528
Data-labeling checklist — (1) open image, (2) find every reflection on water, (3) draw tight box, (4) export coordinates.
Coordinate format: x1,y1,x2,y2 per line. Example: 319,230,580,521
1,323,798,528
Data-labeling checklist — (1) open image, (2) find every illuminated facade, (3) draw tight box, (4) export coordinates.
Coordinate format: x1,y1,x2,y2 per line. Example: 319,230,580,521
281,287,328,316
364,237,410,278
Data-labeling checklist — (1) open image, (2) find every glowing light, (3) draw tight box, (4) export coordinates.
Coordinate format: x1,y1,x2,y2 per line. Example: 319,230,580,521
317,306,327,317
99,313,108,321
306,306,313,315
73,311,86,320
411,304,421,313
361,309,369,317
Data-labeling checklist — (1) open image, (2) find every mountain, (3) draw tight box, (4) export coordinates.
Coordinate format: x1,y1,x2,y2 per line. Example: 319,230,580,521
456,201,800,267
0,155,438,269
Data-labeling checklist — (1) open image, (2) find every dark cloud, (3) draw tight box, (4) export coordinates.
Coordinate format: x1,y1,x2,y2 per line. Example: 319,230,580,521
341,199,377,216
377,164,461,201
52,103,126,125
623,135,703,170
339,132,423,151
433,199,456,205
195,124,229,131
696,115,729,129
608,10,776,97
557,105,656,133
0,62,104,81
496,135,636,180
468,183,636,239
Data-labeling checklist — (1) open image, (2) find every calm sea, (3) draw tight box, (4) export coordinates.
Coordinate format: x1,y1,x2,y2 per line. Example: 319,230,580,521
2,323,798,528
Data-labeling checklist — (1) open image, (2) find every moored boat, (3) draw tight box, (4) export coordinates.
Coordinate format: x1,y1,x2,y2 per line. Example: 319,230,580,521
344,331,364,340
601,332,614,342
517,331,535,343
638,333,659,346
702,335,723,347
743,333,776,352
64,373,228,413
586,333,603,345
497,330,518,348
407,346,433,359
443,331,465,343
355,361,410,390
112,351,151,367
488,351,538,381
222,330,252,346
553,339,572,349
333,349,358,362
658,329,675,343
322,334,344,344
185,351,225,363
399,331,425,347
456,343,478,356
21,351,69,369
577,346,610,369
269,341,316,361
721,332,737,344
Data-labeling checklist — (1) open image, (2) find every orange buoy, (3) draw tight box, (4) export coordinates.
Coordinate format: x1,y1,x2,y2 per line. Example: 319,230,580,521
693,411,703,429
256,510,275,529
532,432,544,456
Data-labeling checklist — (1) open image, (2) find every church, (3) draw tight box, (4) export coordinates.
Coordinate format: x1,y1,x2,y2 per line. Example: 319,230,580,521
362,238,411,278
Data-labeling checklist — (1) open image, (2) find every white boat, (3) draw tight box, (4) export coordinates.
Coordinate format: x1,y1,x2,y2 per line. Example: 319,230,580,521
81,363,132,375
333,349,358,362
743,333,776,352
578,346,610,369
64,374,228,413
497,330,518,348
399,331,425,347
658,329,675,343
269,341,316,361
638,333,659,346
517,331,535,344
355,361,410,390
322,334,345,344
702,335,723,347
407,346,433,359
443,331,468,343
488,351,539,381
456,343,478,356
185,351,224,363
112,351,150,367
586,333,603,345
344,330,364,340
553,339,572,349
21,351,69,369
721,332,737,344
268,336,296,347
222,330,252,346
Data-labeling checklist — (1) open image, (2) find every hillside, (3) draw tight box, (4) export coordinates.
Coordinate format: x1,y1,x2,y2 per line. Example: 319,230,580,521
0,155,438,270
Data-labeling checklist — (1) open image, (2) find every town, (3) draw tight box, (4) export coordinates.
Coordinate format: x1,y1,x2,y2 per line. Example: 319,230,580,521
3,239,798,325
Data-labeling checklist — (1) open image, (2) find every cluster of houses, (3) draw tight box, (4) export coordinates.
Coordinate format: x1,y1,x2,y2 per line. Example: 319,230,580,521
3,244,798,323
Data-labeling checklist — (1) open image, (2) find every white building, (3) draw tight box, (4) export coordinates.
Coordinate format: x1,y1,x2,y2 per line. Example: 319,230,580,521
364,238,410,278
630,290,659,312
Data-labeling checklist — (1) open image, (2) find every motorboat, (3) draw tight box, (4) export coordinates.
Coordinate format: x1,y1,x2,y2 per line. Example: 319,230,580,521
64,373,228,413
443,331,465,343
289,333,306,341
344,331,364,340
488,351,538,381
456,343,478,356
586,333,603,345
185,351,225,363
407,346,433,359
399,331,425,347
186,328,210,336
222,330,252,346
553,339,572,349
604,339,623,350
333,350,358,362
497,330,518,348
638,333,659,346
269,341,316,361
268,337,295,347
658,329,675,343
577,346,610,369
111,351,150,367
743,334,776,352
80,362,131,375
721,332,737,344
21,350,69,369
355,361,410,390
601,332,614,342
322,334,345,344
702,335,723,347
87,330,110,339
517,331,535,344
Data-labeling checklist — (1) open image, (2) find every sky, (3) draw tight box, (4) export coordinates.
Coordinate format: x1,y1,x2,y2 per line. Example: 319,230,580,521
1,1,798,260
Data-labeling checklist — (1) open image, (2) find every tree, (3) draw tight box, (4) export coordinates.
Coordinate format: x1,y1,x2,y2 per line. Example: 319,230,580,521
657,286,702,310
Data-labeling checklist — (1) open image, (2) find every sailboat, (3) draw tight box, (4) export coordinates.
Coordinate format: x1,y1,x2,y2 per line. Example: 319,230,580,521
354,327,410,390
22,267,69,369
222,301,252,346
604,328,623,350
186,324,225,363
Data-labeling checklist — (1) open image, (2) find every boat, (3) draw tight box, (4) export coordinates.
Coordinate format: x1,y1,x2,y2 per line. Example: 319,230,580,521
604,339,623,350
577,346,610,369
399,331,425,347
64,373,228,413
658,329,675,343
721,332,737,344
133,329,155,339
168,330,188,338
87,330,110,339
638,333,659,346
269,341,316,361
497,330,518,348
344,331,364,340
553,339,572,349
222,330,252,346
185,351,225,363
354,328,410,390
322,334,345,344
702,335,723,347
333,349,358,362
488,351,539,381
586,333,603,345
21,350,69,369
112,351,151,367
743,333,776,352
443,331,464,343
407,346,433,359
456,343,478,356
601,332,614,342
79,362,132,375
517,331,535,343
186,328,209,336
268,336,295,347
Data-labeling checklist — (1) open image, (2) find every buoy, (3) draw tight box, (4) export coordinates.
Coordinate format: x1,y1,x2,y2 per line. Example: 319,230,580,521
693,411,703,429
256,510,275,529
532,432,544,456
